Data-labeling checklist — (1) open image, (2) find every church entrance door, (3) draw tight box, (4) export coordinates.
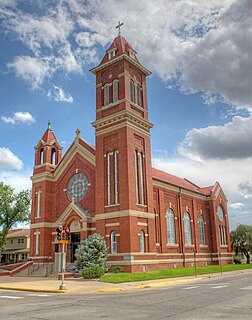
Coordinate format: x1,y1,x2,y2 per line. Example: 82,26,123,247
70,232,80,263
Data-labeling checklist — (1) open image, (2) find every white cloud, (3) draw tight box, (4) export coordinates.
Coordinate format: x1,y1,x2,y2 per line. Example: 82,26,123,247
0,168,32,192
7,56,52,88
238,181,252,199
48,85,73,103
2,0,250,111
178,116,252,161
1,111,35,125
229,203,244,209
0,147,23,170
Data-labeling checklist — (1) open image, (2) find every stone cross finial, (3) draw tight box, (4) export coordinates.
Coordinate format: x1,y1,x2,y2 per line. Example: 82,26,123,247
47,119,52,131
76,128,81,138
116,21,124,36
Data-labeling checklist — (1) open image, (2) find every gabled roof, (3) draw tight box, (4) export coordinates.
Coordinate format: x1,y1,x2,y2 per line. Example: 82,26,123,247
152,167,214,196
6,229,30,238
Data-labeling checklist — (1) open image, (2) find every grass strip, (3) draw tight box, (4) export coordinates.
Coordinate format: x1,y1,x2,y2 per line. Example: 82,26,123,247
100,264,252,283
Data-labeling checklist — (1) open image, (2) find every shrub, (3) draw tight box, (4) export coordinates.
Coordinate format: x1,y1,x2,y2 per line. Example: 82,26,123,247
112,265,123,273
82,265,105,279
75,233,109,272
234,257,242,264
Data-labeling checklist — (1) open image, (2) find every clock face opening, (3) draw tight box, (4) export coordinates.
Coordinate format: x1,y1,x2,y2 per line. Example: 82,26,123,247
67,173,88,203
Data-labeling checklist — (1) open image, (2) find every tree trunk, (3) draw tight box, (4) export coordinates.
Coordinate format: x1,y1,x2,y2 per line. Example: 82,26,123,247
246,254,250,264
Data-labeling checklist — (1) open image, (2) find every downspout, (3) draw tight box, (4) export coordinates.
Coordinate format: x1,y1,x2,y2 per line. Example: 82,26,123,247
178,189,185,267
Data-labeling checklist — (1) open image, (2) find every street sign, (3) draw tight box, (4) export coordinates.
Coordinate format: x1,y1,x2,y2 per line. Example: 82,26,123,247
58,240,69,244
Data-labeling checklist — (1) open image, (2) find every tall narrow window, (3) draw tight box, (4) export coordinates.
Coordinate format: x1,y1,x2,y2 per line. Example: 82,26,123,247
130,80,135,103
166,208,176,244
51,148,57,165
35,230,39,255
198,215,206,245
113,80,118,103
104,83,109,106
107,152,111,206
184,212,192,245
114,150,118,204
139,152,145,205
140,230,145,253
111,231,117,254
137,84,142,107
219,226,223,245
134,150,139,204
36,191,41,218
222,226,226,245
40,149,44,165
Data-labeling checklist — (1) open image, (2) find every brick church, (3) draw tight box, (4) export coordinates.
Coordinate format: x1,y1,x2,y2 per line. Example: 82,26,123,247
30,30,232,272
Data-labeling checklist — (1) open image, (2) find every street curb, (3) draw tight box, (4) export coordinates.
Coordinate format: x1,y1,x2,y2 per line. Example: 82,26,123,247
135,277,205,289
0,286,66,293
91,287,124,293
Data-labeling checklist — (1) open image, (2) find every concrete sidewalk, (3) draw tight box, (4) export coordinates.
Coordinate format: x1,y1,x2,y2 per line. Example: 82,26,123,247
0,268,251,295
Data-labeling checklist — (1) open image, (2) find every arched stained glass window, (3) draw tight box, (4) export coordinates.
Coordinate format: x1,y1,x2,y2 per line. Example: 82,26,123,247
113,80,118,103
184,212,192,245
104,83,109,106
111,231,117,254
166,208,175,244
140,230,145,253
198,215,206,245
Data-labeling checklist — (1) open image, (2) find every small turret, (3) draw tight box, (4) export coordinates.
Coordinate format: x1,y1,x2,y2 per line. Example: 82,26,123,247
34,120,62,174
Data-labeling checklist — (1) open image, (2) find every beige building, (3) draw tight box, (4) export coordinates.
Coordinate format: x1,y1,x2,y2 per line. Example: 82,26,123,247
0,229,30,264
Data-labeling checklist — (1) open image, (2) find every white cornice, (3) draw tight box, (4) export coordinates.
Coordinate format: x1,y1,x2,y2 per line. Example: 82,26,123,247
92,109,153,131
90,54,151,76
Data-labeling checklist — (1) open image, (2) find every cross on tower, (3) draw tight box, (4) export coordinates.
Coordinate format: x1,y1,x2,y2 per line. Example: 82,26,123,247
116,21,124,36
47,119,51,131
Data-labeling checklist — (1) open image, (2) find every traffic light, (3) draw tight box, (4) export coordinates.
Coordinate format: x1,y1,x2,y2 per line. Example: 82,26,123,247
56,227,62,240
65,227,70,241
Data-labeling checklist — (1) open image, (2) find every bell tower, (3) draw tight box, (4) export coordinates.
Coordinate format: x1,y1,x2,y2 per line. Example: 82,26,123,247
34,120,62,174
30,121,62,261
91,26,156,271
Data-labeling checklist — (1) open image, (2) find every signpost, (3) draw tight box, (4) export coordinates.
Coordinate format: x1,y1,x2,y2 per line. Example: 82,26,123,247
56,226,70,290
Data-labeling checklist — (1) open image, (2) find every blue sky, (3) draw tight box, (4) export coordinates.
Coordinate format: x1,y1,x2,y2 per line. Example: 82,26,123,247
0,0,252,229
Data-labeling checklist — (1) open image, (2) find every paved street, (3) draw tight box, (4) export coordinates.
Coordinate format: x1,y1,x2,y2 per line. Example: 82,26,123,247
0,272,252,319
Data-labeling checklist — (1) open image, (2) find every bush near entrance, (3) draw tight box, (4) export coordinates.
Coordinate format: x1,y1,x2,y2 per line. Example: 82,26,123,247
74,233,109,278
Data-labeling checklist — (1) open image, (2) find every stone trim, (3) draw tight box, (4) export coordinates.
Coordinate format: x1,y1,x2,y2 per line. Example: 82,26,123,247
95,209,155,221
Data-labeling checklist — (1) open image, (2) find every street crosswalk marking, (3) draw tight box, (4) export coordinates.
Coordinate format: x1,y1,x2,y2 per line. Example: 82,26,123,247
0,295,23,299
240,286,252,290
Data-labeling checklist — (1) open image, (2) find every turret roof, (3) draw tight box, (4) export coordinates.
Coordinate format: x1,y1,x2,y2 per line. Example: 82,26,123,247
99,35,140,65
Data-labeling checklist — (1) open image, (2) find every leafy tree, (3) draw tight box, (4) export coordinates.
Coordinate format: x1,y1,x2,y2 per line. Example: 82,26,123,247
231,224,252,264
75,233,109,272
0,181,31,251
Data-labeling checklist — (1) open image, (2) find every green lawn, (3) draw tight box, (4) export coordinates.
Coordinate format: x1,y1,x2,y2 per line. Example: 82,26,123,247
100,264,252,283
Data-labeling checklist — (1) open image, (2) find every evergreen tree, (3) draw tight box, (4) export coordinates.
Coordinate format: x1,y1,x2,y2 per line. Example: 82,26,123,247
75,233,109,271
